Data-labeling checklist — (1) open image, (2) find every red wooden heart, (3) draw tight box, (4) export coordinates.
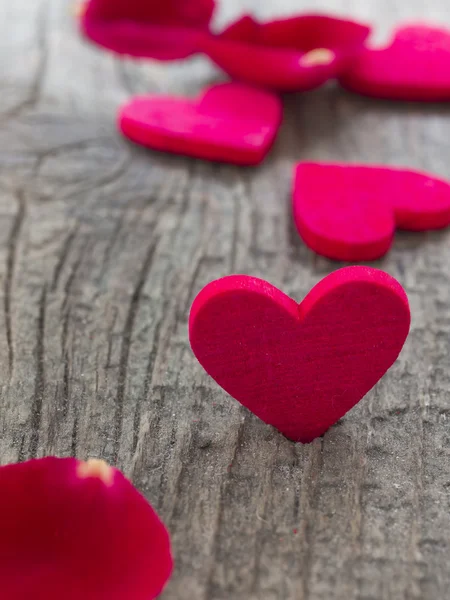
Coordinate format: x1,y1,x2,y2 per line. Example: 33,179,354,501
189,267,410,443
80,0,215,60
340,24,450,101
293,162,450,261
200,14,370,92
119,83,283,165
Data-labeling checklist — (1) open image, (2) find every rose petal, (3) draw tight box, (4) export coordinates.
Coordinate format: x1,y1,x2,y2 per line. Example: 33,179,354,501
0,457,172,600
200,14,370,92
80,0,215,60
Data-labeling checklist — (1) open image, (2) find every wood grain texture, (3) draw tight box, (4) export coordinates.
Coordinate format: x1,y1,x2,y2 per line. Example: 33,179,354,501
0,1,449,598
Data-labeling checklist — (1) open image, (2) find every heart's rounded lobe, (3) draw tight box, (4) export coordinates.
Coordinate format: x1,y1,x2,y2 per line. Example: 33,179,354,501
340,25,450,101
189,267,410,442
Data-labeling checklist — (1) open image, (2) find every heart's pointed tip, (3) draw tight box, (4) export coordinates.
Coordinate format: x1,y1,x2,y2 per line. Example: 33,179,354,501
286,433,322,444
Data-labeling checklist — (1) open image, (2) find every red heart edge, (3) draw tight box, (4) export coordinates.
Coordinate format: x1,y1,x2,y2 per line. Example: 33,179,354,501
292,162,450,262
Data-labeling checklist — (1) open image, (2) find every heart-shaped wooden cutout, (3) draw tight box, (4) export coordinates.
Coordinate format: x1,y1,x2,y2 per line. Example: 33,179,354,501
200,14,370,92
340,24,450,101
189,267,410,443
293,162,450,261
80,0,215,60
119,83,283,165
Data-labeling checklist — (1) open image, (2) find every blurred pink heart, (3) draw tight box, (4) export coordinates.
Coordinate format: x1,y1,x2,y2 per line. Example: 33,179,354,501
119,83,283,165
80,0,215,60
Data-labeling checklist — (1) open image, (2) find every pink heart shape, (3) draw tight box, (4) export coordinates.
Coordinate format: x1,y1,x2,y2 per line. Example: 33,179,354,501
340,24,450,101
119,83,283,166
200,14,370,92
80,0,215,60
189,267,410,443
293,162,450,261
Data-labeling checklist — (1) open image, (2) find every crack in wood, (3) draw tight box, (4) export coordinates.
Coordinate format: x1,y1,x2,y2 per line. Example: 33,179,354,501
113,239,159,464
4,190,26,379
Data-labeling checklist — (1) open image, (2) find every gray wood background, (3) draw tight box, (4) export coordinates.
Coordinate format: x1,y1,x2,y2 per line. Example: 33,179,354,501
0,0,449,598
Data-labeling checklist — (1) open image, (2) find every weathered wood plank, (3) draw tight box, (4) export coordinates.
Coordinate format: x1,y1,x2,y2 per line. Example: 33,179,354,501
0,0,449,598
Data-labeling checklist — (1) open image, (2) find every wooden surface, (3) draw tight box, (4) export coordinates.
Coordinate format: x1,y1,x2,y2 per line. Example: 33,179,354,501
1,1,450,598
